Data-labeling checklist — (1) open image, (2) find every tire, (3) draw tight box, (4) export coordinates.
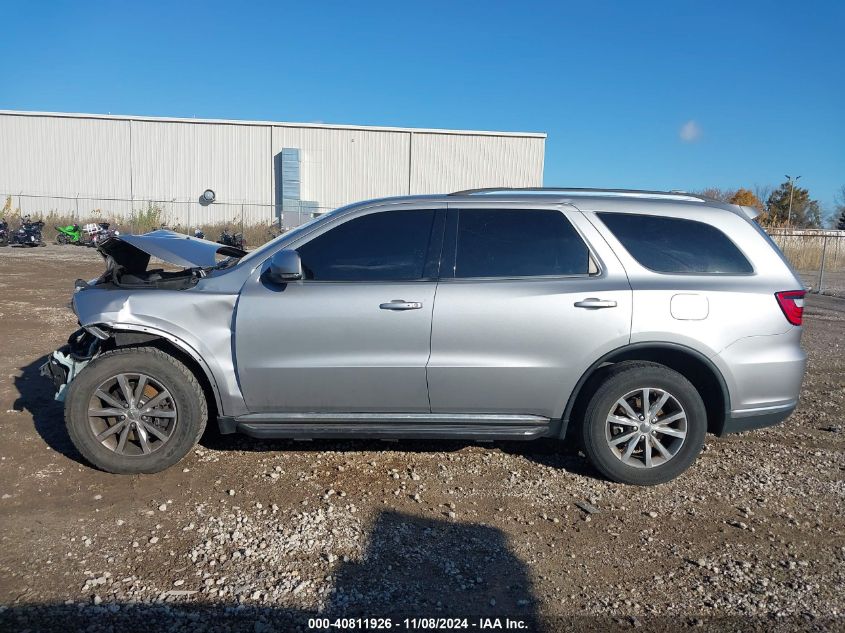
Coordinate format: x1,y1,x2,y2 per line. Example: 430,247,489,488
56,234,69,245
65,347,207,474
581,361,706,485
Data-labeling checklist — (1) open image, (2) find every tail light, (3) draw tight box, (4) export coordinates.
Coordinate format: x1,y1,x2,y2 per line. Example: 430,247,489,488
775,290,806,326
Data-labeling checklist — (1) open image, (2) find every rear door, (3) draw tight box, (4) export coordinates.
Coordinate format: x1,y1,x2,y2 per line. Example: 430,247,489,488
426,203,632,419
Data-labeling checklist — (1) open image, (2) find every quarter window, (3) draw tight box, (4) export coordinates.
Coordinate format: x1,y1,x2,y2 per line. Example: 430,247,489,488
597,213,753,274
454,209,590,278
296,209,436,281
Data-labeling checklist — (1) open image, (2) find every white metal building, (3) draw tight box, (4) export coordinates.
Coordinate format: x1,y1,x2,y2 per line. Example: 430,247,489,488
0,110,545,228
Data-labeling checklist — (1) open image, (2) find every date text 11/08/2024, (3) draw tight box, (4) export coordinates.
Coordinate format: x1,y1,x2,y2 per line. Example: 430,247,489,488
307,617,529,630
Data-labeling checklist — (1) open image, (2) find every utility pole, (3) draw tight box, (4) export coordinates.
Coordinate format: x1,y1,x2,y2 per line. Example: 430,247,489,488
785,174,801,226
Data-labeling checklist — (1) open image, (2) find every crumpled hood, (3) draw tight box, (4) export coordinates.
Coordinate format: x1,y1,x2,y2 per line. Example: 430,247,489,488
98,230,246,272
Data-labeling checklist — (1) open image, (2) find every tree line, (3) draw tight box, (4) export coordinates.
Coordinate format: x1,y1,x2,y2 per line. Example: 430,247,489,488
696,180,845,230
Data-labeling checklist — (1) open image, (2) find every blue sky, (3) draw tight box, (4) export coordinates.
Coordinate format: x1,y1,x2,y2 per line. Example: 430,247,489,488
1,0,843,215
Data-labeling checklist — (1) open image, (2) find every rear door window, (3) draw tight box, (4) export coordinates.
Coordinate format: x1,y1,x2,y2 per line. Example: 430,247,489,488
597,213,753,274
453,209,590,278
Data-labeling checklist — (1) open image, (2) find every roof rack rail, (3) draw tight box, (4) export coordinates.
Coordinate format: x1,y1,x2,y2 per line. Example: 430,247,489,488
448,187,712,202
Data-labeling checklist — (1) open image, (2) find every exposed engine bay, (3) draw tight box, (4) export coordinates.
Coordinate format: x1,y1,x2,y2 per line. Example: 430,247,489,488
86,229,247,290
95,260,204,290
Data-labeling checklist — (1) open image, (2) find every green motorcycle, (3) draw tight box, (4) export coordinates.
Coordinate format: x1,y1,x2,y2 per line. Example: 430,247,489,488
56,223,83,245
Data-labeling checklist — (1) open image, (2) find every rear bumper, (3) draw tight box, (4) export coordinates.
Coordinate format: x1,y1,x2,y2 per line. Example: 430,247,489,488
718,402,797,436
715,328,806,433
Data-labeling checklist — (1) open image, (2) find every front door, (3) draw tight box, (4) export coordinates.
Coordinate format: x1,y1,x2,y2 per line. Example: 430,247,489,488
427,204,632,419
234,206,444,413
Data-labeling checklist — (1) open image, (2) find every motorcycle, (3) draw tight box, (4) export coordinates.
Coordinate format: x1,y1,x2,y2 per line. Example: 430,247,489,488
9,216,46,247
193,228,205,240
0,218,8,247
56,223,83,245
83,222,120,247
217,227,245,250
92,223,120,247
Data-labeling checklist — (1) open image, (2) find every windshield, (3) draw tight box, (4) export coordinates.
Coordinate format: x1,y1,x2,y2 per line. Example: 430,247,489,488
234,205,350,267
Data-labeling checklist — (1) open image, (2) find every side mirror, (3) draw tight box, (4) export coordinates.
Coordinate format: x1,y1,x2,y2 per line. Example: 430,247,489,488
267,249,303,283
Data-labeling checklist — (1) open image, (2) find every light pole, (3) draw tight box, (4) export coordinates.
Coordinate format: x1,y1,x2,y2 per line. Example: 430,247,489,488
785,174,801,226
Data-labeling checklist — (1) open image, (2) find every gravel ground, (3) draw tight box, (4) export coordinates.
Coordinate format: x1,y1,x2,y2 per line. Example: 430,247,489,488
0,245,843,632
800,270,845,298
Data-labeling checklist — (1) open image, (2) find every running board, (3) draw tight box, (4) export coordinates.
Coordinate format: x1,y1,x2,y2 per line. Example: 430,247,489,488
228,413,555,441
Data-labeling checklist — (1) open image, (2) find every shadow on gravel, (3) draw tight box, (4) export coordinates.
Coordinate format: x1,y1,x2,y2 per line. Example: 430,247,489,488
200,434,601,480
326,510,541,622
0,510,544,632
13,354,82,462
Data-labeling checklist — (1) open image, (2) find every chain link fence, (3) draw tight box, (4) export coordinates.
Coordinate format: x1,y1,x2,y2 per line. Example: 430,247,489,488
1,192,335,248
768,229,845,297
3,191,844,296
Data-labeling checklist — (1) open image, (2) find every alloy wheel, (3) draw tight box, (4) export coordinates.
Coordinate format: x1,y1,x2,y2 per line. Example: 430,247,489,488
87,373,178,456
604,387,687,469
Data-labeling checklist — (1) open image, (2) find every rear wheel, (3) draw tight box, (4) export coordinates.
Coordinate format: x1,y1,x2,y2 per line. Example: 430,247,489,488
581,362,706,485
65,347,207,474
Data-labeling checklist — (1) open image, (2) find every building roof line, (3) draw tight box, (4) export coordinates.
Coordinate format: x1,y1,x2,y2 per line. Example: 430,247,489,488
0,109,547,139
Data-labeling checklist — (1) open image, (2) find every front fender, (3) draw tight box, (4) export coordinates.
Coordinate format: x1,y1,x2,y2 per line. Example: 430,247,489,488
74,287,249,416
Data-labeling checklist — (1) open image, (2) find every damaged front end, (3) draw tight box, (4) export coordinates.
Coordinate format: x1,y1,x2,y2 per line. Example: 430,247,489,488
87,229,247,290
40,328,103,401
42,229,247,401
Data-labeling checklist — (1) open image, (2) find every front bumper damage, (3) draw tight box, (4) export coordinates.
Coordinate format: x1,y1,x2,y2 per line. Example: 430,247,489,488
40,329,101,401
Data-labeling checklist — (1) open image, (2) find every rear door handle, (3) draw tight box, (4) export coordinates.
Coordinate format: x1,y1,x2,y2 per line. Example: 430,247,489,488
574,298,618,309
380,300,423,311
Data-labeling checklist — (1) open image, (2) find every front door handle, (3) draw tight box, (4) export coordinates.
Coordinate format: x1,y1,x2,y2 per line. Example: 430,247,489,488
380,300,423,311
574,298,618,309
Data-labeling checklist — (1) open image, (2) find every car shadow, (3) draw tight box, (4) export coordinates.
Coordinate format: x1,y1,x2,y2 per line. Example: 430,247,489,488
201,432,600,479
0,509,546,631
12,354,83,462
15,352,600,481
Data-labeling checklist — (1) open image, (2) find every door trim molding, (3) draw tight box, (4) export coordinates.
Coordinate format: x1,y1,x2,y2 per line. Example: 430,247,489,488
236,412,548,423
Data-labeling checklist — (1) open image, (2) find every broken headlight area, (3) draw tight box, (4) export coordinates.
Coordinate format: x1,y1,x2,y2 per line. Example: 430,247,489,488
40,328,102,401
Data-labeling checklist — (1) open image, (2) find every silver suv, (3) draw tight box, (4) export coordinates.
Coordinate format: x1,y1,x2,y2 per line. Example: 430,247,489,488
42,188,807,485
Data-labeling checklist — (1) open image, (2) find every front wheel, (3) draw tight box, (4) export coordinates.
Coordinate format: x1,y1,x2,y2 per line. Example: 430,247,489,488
581,362,707,485
65,347,207,474
56,234,69,245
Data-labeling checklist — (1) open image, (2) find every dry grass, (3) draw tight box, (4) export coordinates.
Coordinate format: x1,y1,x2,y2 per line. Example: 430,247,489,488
3,200,284,249
3,200,168,243
193,222,283,249
7,195,841,273
768,231,845,272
